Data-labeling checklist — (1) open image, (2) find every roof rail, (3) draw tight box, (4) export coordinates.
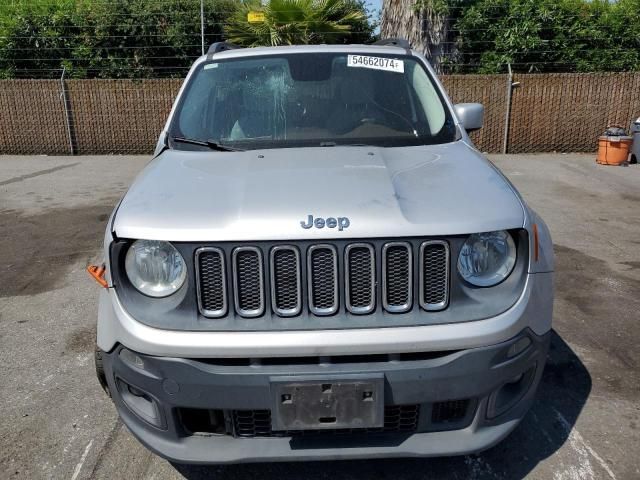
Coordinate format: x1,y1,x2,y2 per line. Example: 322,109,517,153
374,38,410,49
207,42,242,55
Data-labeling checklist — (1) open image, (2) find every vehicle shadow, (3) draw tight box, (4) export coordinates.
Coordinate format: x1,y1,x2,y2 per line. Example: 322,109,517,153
172,330,590,479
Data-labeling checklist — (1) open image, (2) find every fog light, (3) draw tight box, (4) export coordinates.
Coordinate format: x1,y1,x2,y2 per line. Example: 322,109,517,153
116,378,165,429
128,384,146,397
487,365,536,419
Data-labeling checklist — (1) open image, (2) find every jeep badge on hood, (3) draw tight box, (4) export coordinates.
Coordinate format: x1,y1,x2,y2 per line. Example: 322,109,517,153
300,215,350,231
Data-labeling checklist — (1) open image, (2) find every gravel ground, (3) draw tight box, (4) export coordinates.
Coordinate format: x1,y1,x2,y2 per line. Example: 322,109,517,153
0,153,638,480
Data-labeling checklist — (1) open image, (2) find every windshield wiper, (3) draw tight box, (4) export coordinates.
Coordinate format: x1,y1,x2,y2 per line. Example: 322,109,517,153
171,136,244,152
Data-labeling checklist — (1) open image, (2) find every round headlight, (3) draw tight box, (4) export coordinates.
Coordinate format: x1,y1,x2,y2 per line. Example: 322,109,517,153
457,231,516,287
125,240,187,297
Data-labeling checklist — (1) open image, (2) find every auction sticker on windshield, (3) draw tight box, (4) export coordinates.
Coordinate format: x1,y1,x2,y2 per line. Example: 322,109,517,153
347,55,404,73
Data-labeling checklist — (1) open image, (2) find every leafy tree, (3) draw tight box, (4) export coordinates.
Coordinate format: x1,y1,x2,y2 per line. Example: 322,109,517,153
0,0,237,78
0,0,81,78
225,0,371,47
381,0,640,73
453,0,640,73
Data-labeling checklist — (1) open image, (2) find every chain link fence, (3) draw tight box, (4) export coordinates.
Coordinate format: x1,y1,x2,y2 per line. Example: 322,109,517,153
508,73,640,153
441,74,508,154
1,72,640,155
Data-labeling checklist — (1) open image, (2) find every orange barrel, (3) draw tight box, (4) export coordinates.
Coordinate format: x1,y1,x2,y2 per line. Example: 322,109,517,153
597,136,632,165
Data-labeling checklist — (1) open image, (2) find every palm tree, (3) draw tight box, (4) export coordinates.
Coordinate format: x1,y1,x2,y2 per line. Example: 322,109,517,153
225,0,368,46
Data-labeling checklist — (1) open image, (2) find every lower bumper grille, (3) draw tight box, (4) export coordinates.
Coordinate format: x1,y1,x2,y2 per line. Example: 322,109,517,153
232,405,420,438
178,398,477,438
431,399,470,424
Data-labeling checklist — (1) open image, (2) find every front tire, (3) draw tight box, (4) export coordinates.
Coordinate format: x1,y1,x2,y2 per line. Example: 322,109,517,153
95,346,110,397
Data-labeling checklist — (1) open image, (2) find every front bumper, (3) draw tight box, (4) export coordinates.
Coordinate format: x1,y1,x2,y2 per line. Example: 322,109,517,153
102,329,550,464
97,272,554,357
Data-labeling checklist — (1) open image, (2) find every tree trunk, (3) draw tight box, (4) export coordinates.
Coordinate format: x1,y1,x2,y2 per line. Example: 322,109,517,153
380,0,456,73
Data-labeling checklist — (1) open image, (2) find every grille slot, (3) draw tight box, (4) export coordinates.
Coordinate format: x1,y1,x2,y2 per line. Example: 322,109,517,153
431,399,469,424
195,248,227,318
345,243,375,314
307,245,339,316
382,242,412,313
232,247,265,317
270,246,302,317
231,405,420,438
384,404,421,432
419,241,450,311
233,409,272,437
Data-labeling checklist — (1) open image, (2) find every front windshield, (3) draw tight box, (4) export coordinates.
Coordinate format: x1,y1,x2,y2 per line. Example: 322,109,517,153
170,52,456,150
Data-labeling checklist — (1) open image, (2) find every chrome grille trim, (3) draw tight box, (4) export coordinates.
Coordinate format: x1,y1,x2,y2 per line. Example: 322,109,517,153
195,247,228,318
307,244,339,316
344,243,376,315
232,247,265,318
270,246,302,317
382,242,413,313
419,240,450,311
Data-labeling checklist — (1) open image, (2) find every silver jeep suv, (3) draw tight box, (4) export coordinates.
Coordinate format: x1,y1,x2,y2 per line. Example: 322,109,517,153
93,40,554,464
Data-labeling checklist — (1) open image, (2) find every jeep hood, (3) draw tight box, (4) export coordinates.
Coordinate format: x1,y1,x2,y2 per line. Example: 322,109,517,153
113,142,525,241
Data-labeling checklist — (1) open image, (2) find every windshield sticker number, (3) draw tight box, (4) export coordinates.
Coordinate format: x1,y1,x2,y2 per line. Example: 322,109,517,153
347,55,404,73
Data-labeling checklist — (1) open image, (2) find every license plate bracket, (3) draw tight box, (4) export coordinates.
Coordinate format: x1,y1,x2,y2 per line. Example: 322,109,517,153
270,374,384,432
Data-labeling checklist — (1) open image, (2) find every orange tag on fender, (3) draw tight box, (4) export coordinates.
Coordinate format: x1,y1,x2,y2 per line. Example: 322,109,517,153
87,264,108,288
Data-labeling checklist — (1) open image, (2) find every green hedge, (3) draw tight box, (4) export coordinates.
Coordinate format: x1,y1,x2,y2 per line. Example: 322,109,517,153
0,0,375,79
1,0,237,78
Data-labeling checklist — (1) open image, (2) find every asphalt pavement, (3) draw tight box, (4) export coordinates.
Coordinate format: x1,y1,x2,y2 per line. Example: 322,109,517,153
0,153,638,479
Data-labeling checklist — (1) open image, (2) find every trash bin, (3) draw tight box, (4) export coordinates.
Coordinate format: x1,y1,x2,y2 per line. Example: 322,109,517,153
597,125,632,165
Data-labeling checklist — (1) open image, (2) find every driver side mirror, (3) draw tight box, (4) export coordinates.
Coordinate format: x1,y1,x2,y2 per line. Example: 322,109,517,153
454,103,484,133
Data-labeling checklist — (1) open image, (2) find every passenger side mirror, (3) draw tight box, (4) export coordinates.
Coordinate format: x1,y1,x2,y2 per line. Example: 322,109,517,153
454,103,484,133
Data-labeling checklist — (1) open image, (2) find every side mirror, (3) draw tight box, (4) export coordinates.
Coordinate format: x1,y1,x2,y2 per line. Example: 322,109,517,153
454,103,484,132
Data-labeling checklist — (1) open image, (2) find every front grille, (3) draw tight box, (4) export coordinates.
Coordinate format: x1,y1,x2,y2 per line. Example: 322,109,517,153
270,246,301,317
382,242,412,313
232,247,264,317
345,244,375,314
196,240,450,319
420,241,450,311
232,405,420,438
308,245,339,315
195,248,227,318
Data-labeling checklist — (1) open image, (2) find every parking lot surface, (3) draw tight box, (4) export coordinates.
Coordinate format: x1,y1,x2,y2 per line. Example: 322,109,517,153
0,153,639,479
